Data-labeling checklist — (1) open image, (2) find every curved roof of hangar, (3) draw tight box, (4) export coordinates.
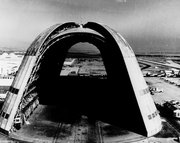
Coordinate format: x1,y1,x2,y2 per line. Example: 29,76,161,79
27,22,135,59
50,26,104,40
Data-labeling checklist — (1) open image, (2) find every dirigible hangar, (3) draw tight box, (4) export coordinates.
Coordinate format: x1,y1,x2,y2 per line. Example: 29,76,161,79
0,22,161,137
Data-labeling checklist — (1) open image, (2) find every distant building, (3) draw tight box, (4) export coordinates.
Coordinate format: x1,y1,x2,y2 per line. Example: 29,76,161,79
60,67,79,76
63,58,76,66
171,68,180,75
164,70,173,77
0,52,23,76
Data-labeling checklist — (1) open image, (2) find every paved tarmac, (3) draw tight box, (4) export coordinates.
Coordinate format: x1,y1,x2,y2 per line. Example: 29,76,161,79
0,103,178,142
7,105,148,143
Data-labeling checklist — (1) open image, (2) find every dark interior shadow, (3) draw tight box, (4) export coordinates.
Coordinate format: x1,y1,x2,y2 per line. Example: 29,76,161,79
40,105,81,124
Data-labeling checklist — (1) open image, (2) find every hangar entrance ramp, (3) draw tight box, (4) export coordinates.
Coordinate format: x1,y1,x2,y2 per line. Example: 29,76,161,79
0,22,161,137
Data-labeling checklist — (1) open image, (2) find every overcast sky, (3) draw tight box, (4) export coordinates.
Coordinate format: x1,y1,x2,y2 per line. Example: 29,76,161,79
0,0,180,53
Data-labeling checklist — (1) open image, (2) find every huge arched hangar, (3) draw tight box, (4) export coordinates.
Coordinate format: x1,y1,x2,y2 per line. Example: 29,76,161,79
0,22,161,137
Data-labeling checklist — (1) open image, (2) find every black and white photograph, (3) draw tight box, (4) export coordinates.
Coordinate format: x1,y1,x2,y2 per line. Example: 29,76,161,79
0,0,180,142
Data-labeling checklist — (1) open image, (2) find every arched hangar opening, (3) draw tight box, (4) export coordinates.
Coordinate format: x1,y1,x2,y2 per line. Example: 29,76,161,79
0,22,162,137
36,31,123,105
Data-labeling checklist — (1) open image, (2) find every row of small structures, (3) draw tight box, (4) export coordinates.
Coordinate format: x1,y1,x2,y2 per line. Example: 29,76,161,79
144,69,180,78
159,77,180,87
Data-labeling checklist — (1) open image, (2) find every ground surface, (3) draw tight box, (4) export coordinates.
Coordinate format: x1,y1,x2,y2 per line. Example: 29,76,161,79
4,103,179,143
9,105,148,143
145,77,180,104
0,56,180,142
